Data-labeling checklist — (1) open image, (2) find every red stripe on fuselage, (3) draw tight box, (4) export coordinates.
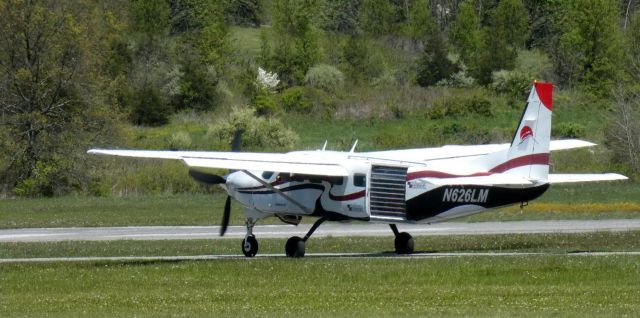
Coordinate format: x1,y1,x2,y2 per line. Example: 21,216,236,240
488,153,549,173
407,153,550,181
329,190,366,201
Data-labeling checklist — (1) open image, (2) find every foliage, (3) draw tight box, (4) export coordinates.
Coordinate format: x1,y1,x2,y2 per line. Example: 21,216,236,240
318,0,360,34
208,107,298,150
449,0,483,68
262,0,319,86
166,131,193,150
491,70,534,100
130,83,172,126
606,88,640,175
304,64,345,93
416,34,458,87
340,35,385,83
553,122,586,138
281,86,334,114
551,0,624,96
224,0,262,27
428,92,493,119
359,0,395,36
0,0,121,196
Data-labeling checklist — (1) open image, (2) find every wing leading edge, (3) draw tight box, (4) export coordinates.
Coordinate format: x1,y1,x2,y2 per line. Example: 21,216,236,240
87,149,349,177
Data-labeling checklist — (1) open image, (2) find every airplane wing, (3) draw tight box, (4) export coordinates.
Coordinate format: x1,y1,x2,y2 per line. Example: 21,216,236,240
360,139,596,162
421,174,534,186
547,173,628,184
87,149,349,176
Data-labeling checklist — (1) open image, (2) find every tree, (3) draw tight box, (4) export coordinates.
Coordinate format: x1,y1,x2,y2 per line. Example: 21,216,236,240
224,0,262,27
606,88,640,175
449,0,482,66
0,0,119,195
359,0,396,36
263,0,319,86
551,0,623,95
318,0,361,34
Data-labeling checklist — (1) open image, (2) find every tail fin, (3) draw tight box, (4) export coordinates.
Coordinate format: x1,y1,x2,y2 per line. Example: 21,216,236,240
491,82,554,180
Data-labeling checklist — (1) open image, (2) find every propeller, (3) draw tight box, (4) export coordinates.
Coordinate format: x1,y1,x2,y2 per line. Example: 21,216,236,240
221,195,231,236
188,169,226,185
188,169,231,236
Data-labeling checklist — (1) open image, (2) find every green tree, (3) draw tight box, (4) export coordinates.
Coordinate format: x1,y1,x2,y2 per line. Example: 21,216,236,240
551,0,623,95
318,0,361,34
0,0,119,195
449,0,483,70
359,0,395,36
224,0,262,27
264,0,319,86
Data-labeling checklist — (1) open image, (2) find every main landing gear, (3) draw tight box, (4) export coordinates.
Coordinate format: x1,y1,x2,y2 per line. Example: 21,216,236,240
285,217,327,258
390,224,414,254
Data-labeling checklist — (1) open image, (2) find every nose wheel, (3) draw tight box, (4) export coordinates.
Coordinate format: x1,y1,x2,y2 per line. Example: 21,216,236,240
242,235,258,257
241,218,258,257
390,224,414,254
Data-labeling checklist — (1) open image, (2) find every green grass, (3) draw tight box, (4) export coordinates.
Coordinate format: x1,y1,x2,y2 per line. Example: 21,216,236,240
2,232,639,316
1,256,638,317
1,231,640,259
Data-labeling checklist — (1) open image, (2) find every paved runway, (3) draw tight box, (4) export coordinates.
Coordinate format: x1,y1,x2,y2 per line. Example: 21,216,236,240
2,251,640,264
1,219,640,242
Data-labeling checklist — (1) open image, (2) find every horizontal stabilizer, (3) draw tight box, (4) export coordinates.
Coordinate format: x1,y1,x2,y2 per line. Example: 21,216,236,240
549,139,597,151
424,174,533,186
548,173,628,184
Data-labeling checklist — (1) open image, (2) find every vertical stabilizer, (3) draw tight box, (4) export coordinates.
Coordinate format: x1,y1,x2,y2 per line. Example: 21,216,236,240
491,82,554,180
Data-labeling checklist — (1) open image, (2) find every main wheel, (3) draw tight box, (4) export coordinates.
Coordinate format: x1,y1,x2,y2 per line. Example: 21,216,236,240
242,235,258,257
285,236,305,258
394,232,414,254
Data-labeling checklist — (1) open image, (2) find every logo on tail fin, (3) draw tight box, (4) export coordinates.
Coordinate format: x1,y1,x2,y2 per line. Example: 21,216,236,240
519,125,533,143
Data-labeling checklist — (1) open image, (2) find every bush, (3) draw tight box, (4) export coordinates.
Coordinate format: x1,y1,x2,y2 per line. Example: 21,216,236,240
281,86,311,112
131,83,172,126
428,92,493,119
491,70,533,100
553,122,586,138
304,64,345,93
208,107,299,151
166,131,193,150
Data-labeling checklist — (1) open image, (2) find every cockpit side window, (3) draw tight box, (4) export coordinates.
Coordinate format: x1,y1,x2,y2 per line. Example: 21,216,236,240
261,171,274,180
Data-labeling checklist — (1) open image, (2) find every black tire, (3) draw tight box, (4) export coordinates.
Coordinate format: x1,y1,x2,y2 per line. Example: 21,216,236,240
242,235,258,257
285,236,305,258
394,232,414,254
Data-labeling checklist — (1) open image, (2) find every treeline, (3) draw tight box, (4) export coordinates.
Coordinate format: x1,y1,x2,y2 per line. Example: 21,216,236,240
1,0,640,196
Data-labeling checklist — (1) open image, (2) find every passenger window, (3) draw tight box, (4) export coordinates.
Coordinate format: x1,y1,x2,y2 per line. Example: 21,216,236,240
262,171,274,179
332,177,344,186
353,174,366,187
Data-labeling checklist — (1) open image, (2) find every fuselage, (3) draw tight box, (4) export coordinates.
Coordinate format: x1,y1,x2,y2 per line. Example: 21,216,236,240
225,150,549,224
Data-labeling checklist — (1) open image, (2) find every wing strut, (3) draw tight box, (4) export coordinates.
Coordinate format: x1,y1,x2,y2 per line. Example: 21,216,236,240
241,170,313,214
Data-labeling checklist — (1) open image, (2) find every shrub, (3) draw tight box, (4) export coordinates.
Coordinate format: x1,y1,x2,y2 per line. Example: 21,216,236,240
491,69,533,100
553,122,586,138
304,64,345,93
428,92,493,119
166,131,193,150
281,86,311,112
130,83,172,126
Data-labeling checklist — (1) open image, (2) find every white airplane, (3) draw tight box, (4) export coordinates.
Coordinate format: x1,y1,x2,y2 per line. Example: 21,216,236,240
89,82,627,257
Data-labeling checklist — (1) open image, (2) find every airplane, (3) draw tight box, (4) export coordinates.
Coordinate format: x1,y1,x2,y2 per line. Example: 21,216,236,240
89,82,627,257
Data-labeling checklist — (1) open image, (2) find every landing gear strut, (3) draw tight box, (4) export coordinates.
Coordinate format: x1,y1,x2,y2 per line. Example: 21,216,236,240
390,224,414,254
285,217,327,258
242,219,258,257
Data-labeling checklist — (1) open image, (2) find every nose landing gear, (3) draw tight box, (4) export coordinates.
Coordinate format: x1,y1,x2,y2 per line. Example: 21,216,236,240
242,219,258,257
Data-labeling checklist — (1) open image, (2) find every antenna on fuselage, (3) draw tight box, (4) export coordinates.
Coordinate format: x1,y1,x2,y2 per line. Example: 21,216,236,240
349,139,358,153
321,140,328,151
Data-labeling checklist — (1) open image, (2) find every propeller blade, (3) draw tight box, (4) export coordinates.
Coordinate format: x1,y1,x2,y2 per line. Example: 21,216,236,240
189,169,226,185
220,195,231,236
